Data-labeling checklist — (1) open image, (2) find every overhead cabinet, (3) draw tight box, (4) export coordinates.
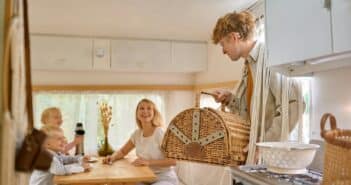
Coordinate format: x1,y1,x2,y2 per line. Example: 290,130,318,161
331,0,351,53
110,39,172,72
31,35,93,71
265,0,332,67
110,39,207,72
31,35,207,73
171,42,207,72
265,0,351,75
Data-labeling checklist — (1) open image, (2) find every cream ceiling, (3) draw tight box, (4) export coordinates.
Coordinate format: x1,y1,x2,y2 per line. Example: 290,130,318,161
29,0,256,41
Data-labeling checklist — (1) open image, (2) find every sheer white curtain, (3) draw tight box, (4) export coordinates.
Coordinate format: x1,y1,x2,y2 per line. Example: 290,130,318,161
33,91,167,155
288,77,312,143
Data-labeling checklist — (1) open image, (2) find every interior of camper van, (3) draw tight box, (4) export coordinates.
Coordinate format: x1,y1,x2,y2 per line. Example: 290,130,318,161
1,0,351,185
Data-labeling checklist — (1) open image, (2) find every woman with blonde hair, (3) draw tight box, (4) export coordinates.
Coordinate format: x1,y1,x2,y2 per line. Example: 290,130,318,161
103,98,178,185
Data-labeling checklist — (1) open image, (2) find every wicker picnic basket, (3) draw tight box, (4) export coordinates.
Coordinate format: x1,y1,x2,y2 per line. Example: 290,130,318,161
161,92,251,166
320,113,351,185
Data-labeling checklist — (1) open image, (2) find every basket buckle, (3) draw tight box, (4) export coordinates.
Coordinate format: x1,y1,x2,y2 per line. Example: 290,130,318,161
184,142,204,159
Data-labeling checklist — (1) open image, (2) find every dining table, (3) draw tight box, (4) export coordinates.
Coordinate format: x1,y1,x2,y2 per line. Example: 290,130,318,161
53,157,157,185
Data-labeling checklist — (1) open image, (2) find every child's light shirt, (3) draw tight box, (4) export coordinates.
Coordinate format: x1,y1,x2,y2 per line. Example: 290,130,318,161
29,151,84,185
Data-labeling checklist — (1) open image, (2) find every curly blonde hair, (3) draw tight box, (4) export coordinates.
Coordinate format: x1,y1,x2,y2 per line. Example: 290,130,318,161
212,11,256,44
135,99,163,129
41,107,61,125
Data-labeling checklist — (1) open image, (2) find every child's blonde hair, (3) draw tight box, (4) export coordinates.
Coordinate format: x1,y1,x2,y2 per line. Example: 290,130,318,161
41,107,61,125
135,99,163,129
40,125,63,137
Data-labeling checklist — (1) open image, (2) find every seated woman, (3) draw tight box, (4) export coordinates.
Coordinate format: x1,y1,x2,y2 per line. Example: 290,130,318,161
103,98,178,185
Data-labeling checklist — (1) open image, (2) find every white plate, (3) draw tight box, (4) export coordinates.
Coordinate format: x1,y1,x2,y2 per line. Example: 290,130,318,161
87,157,98,163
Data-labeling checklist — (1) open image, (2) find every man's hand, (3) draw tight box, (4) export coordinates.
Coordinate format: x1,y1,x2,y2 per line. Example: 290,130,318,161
132,157,150,166
212,90,232,105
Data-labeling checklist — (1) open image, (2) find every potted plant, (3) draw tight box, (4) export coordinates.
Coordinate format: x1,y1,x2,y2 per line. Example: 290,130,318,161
97,101,114,156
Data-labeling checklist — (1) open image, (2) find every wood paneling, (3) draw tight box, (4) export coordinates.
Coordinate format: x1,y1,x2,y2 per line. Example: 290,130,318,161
32,84,194,91
32,81,238,92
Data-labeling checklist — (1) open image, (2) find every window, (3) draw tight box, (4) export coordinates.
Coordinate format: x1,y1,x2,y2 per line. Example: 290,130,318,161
199,94,221,109
33,91,166,155
289,77,312,143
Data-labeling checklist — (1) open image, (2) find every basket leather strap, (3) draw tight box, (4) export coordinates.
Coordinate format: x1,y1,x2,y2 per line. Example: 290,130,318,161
198,130,224,146
169,124,191,144
192,110,200,142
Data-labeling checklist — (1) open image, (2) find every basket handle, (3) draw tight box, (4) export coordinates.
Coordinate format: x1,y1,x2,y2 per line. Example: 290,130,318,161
195,91,225,111
320,113,337,138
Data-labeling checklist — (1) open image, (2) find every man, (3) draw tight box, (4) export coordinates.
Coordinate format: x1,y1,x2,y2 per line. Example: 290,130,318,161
211,11,302,163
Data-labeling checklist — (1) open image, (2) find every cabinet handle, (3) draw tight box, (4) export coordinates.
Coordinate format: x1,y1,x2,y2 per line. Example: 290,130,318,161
324,0,331,10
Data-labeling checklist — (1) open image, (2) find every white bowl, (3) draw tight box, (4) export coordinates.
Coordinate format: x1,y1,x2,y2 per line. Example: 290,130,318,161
256,142,320,174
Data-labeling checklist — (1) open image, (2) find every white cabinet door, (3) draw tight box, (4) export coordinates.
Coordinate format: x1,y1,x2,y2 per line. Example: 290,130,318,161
31,35,93,70
110,39,172,72
171,42,207,72
266,0,332,66
331,0,351,53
